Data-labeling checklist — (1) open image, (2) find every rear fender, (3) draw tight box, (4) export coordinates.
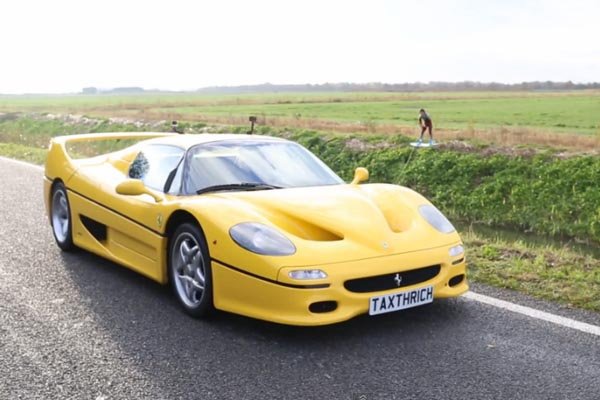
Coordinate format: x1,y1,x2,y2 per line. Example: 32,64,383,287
43,132,175,221
45,132,174,180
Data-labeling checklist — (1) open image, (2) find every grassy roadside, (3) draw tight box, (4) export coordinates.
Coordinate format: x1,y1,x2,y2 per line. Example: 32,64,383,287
0,113,171,163
463,229,600,312
0,142,48,164
0,115,598,312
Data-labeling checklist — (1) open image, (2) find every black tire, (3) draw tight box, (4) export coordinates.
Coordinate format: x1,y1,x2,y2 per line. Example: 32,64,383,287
168,222,214,317
50,182,75,251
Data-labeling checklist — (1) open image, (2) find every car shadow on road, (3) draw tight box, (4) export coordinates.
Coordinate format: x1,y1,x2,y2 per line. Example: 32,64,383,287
59,249,473,397
61,249,470,340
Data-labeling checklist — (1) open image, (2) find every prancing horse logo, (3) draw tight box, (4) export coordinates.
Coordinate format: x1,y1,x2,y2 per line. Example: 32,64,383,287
394,273,402,287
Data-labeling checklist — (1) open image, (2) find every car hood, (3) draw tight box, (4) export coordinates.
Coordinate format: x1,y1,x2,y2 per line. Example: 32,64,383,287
189,183,461,267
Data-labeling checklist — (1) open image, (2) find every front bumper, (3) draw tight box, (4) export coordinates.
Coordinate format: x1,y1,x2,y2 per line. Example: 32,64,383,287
212,243,468,326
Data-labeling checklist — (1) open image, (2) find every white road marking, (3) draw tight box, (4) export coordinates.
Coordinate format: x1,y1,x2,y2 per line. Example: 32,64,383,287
464,291,600,337
1,156,599,336
0,156,43,170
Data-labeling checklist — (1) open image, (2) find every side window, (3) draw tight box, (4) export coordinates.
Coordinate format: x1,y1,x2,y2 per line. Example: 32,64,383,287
128,145,185,192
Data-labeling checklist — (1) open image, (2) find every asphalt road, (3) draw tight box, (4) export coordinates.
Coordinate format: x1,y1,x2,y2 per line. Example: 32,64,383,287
1,157,599,400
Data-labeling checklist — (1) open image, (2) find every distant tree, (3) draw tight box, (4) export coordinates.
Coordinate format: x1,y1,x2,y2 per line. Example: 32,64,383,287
81,87,98,94
109,87,145,94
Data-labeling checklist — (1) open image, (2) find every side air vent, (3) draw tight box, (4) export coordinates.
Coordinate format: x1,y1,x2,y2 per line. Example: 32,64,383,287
80,215,107,242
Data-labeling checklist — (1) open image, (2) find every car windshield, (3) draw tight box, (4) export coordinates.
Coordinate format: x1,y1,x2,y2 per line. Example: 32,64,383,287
182,140,343,194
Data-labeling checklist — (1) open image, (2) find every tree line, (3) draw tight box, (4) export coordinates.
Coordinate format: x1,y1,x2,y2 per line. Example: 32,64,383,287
195,81,600,93
79,81,600,95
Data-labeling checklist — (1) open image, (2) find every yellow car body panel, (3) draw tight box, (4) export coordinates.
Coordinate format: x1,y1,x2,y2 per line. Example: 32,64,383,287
213,246,466,326
44,132,468,326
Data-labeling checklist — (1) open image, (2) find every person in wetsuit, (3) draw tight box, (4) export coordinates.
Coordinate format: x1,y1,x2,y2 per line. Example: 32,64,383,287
418,109,434,144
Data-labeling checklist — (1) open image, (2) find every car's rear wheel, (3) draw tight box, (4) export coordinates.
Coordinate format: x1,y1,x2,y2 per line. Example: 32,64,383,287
169,223,214,317
51,182,74,251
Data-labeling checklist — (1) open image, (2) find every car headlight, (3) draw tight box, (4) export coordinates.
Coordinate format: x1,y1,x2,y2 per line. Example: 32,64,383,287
419,204,456,234
229,222,296,256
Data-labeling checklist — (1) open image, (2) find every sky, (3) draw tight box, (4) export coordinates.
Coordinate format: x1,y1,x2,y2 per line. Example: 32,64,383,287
0,0,598,94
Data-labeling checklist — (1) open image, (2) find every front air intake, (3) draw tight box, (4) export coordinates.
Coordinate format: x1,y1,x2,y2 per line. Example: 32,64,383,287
449,274,465,287
309,301,338,313
344,265,441,293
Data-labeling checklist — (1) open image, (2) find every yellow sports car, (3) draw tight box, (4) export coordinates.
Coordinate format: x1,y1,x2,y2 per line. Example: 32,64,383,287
44,132,467,326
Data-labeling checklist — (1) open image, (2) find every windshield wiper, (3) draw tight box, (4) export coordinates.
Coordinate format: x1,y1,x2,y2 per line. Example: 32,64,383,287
196,182,281,195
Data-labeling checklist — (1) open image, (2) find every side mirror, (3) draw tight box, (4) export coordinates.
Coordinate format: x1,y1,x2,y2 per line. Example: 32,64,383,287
116,179,163,202
351,167,369,185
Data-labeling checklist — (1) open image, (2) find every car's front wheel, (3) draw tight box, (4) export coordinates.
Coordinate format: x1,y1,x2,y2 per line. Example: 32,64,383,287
50,182,75,251
169,223,214,317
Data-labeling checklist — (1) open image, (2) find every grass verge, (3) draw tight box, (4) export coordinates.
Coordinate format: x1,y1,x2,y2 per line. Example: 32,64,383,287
463,229,600,312
0,143,48,164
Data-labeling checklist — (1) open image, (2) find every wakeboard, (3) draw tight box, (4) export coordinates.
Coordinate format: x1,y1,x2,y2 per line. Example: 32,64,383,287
410,141,439,148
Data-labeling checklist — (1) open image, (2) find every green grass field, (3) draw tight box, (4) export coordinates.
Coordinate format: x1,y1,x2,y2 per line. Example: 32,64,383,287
1,90,599,137
172,94,600,134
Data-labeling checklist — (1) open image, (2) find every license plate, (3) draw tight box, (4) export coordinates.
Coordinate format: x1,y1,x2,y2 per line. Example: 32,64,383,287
369,285,434,315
